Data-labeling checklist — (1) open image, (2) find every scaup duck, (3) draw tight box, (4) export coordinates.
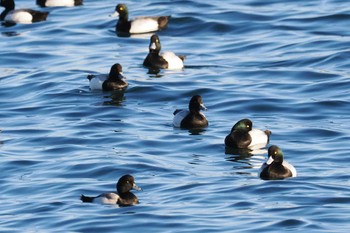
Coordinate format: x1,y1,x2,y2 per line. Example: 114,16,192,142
259,145,297,180
225,118,271,149
87,63,128,91
173,95,208,129
80,175,141,206
143,34,185,70
112,3,169,34
36,0,83,7
1,0,48,24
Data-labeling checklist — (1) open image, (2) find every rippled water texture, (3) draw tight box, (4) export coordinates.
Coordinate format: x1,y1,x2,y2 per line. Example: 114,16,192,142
1,0,350,232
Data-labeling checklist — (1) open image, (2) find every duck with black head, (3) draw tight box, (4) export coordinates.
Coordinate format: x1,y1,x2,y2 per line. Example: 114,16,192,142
87,63,128,91
173,95,208,129
36,0,83,7
112,3,170,34
259,145,297,180
143,34,185,70
225,118,271,150
1,0,48,24
80,175,141,206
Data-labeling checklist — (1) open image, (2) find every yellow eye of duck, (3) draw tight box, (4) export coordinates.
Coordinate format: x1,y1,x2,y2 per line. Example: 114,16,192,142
274,151,277,155
120,7,124,11
246,125,249,128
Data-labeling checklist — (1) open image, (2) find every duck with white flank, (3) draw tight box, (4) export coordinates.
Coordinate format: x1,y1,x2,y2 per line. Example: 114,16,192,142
87,63,128,91
259,145,297,180
144,34,185,70
1,0,48,24
80,175,141,206
173,95,208,129
112,3,169,34
225,118,271,150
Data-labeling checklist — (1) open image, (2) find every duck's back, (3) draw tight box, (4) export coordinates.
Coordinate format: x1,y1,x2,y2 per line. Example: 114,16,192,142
5,10,33,23
173,109,189,127
248,128,269,149
38,0,77,7
161,51,184,70
130,17,159,34
88,75,107,90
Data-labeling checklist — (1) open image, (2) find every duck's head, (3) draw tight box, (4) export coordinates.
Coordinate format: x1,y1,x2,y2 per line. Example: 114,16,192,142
113,3,128,18
116,175,142,194
232,118,252,133
189,95,207,113
1,0,15,9
109,63,125,80
149,34,162,52
268,145,284,163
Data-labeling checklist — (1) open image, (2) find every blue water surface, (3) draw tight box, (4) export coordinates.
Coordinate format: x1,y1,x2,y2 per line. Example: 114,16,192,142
1,0,350,232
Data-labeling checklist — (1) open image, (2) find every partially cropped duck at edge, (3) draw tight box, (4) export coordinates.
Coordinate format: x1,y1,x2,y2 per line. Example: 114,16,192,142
1,0,49,24
87,63,128,91
259,145,297,180
173,95,208,129
112,3,170,34
36,0,83,7
225,118,271,150
144,34,185,70
80,175,141,206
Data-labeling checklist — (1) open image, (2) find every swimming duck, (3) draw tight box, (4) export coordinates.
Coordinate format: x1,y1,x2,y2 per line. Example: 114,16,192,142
87,63,128,91
1,0,49,24
173,95,208,129
112,3,170,34
80,175,141,206
143,34,185,70
36,0,83,7
225,118,271,149
259,145,297,180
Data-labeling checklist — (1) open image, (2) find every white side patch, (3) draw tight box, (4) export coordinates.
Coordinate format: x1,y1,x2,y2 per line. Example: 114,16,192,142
45,0,75,7
248,128,269,149
283,160,297,177
89,74,107,90
173,109,189,127
94,193,120,205
130,17,159,34
162,51,184,70
5,11,33,24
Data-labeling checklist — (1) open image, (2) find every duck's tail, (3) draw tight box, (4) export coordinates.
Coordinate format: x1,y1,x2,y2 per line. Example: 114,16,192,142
87,75,94,81
80,195,94,203
173,109,181,115
158,15,171,29
178,55,186,61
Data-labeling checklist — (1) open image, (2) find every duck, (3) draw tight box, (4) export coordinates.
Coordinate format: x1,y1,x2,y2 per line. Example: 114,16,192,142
112,3,170,34
225,118,271,149
80,175,141,206
87,63,128,91
259,145,297,180
143,34,185,70
36,0,83,7
173,95,208,129
1,0,49,24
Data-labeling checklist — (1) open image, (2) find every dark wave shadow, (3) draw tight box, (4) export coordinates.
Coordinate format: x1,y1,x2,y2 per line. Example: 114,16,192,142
102,91,126,106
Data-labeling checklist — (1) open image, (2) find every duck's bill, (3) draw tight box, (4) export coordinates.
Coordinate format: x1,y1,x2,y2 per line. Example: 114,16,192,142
150,42,156,50
110,11,119,17
266,156,274,165
118,72,126,80
200,104,207,111
133,183,142,191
